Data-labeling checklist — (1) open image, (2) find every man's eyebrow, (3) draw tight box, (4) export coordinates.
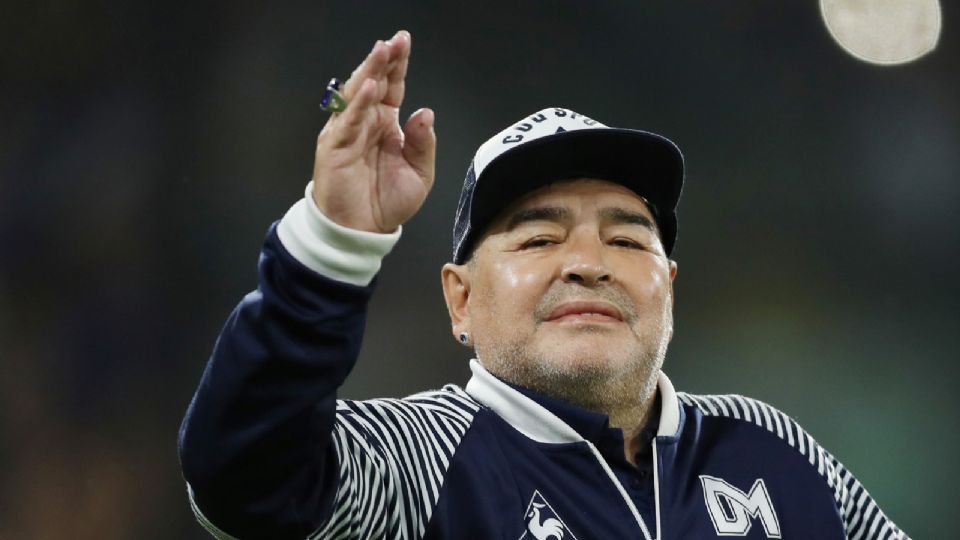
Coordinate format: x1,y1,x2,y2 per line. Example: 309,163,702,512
505,206,569,230
599,207,657,233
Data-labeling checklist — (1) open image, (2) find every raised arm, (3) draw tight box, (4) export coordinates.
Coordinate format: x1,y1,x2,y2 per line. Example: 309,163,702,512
177,30,436,539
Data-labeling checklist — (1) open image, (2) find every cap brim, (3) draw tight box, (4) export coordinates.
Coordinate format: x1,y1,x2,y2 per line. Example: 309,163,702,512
468,128,684,256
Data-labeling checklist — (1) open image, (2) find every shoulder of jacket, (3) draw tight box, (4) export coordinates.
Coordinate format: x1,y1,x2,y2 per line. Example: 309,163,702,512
677,392,830,469
405,384,483,417
336,384,482,423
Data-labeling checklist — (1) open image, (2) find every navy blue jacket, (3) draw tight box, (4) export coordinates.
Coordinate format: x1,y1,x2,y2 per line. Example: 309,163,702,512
178,194,907,540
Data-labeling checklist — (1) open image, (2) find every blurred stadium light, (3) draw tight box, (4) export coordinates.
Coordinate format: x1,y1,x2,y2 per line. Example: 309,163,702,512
821,0,941,64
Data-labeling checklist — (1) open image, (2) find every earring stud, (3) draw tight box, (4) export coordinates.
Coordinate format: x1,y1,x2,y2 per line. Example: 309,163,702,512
458,332,470,345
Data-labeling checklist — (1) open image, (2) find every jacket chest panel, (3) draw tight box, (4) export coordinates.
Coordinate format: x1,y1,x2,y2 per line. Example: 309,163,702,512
657,419,847,540
425,414,649,539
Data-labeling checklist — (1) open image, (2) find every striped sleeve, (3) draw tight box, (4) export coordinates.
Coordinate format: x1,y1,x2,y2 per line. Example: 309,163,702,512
678,393,909,540
309,386,481,540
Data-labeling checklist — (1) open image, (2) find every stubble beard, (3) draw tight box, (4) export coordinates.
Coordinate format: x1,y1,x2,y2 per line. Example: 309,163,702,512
477,286,673,425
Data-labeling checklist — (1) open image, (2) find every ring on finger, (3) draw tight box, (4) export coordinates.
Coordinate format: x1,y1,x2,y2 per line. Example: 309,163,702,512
319,78,348,113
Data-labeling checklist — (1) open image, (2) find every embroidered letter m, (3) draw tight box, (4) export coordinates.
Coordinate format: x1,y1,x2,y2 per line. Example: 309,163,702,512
699,475,782,538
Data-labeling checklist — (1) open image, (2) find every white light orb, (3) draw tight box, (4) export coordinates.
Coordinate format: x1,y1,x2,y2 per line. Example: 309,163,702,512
820,0,942,65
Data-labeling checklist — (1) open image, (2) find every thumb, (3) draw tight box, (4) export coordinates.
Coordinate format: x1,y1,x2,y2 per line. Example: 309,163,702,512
402,107,436,188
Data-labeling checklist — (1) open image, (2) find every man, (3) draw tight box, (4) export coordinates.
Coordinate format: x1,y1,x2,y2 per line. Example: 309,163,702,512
178,30,907,539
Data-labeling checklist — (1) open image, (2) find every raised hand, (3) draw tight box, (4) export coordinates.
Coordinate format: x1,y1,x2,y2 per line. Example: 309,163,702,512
311,30,436,234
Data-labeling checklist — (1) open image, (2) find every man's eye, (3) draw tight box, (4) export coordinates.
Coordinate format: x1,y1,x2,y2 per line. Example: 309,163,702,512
522,237,558,249
611,238,643,249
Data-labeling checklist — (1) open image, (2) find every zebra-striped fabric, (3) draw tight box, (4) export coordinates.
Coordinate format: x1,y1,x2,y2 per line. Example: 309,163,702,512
678,393,907,540
309,385,481,539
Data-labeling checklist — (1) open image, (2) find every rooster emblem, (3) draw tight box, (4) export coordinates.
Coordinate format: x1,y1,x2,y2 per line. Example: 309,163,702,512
527,502,565,540
519,491,576,540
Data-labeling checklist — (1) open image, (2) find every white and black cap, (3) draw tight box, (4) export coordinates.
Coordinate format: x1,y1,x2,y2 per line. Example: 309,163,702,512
451,107,685,264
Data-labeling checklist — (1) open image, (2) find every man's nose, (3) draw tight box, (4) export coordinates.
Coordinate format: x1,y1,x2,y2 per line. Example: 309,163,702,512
560,237,612,286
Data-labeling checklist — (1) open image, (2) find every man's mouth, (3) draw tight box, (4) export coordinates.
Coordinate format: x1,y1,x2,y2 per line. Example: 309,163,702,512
544,300,624,323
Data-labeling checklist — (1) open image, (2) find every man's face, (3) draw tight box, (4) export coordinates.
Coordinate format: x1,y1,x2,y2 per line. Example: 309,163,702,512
442,178,678,401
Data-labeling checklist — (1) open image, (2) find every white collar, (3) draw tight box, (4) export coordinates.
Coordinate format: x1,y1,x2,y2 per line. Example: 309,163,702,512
464,359,682,443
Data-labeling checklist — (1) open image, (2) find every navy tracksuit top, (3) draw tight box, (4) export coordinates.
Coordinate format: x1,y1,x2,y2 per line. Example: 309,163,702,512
178,221,908,539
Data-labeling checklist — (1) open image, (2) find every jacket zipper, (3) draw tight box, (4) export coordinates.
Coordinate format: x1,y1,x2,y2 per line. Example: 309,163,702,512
653,440,662,540
585,441,654,540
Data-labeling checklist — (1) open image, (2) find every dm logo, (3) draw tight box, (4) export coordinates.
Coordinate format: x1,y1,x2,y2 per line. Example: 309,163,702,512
699,475,782,538
519,490,577,540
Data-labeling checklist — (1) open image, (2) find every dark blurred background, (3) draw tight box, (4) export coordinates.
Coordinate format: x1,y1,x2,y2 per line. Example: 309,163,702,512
1,1,956,538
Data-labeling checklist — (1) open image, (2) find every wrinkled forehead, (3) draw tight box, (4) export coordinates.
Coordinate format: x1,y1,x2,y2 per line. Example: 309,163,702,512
453,180,663,263
489,178,659,229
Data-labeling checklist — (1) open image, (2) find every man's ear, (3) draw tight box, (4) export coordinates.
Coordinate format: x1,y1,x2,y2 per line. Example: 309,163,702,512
667,259,678,300
441,262,472,342
666,259,678,341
